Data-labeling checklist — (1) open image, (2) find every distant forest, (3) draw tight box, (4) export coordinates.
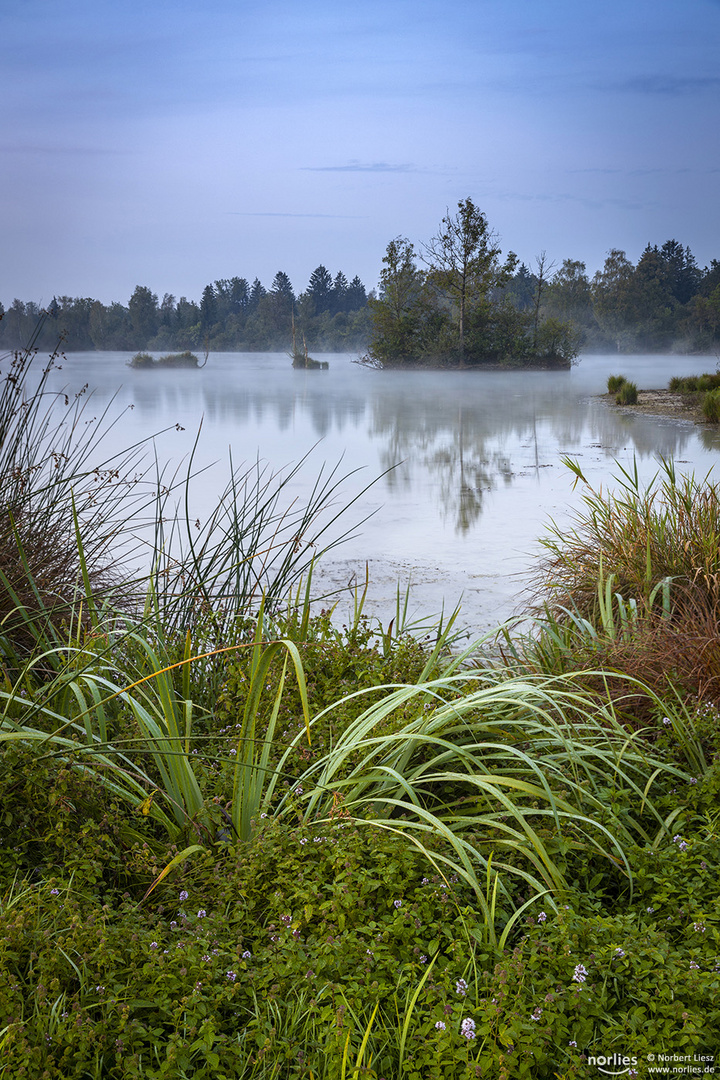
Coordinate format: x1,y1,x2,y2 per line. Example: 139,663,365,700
1,239,719,356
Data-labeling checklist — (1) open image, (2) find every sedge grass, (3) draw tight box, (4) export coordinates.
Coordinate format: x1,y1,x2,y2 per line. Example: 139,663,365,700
538,456,720,624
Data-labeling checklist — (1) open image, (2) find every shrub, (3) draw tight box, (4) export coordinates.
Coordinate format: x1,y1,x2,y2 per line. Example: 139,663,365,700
702,387,720,422
127,351,155,368
615,380,638,405
606,374,627,394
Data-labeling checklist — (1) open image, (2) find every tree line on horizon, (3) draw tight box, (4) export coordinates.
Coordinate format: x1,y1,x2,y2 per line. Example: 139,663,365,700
1,222,719,357
0,266,371,355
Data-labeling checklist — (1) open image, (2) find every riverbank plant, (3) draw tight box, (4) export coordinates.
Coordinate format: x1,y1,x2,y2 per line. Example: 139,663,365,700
3,336,720,1073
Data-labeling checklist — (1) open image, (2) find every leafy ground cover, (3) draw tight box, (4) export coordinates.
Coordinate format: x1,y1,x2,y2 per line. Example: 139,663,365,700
2,332,720,1076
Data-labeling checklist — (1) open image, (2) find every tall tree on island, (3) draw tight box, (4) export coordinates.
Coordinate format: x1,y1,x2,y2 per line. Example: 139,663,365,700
421,197,517,364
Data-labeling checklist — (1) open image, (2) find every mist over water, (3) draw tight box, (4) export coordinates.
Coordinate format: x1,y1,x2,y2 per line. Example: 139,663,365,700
50,351,720,635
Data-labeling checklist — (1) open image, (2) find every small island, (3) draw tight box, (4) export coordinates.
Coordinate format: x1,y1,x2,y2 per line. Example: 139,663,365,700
362,198,579,370
128,350,203,370
603,371,720,424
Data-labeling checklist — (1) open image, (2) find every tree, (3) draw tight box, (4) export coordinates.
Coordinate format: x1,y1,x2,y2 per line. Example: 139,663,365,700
248,278,266,312
306,265,334,313
658,240,701,305
591,250,636,351
531,251,556,349
346,275,368,311
421,198,517,363
368,237,425,364
271,270,295,301
502,263,536,311
331,271,349,314
128,286,159,347
200,285,218,333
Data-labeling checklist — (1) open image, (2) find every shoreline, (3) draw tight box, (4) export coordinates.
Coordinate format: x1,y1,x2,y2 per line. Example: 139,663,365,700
599,388,706,424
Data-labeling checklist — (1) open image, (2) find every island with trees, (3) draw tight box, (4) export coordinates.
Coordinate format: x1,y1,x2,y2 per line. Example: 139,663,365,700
364,198,579,369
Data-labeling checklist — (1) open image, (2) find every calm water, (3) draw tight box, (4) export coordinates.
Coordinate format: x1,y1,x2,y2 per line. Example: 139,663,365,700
51,351,720,635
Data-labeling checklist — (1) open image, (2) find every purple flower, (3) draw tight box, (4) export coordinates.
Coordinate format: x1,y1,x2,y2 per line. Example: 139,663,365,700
690,960,700,970
394,899,402,909
572,964,588,983
50,888,60,896
569,1040,577,1047
456,978,468,996
149,942,158,949
435,1020,446,1030
460,1017,476,1040
179,890,189,902
537,911,547,923
226,971,237,981
197,909,207,918
530,1006,542,1021
242,950,252,960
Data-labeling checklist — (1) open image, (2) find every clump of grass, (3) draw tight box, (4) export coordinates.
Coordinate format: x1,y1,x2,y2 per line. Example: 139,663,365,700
669,372,720,394
607,374,628,394
0,321,159,660
702,387,720,423
538,457,720,625
615,379,638,405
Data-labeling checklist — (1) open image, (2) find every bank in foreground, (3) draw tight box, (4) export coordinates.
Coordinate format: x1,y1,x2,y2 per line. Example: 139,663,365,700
1,339,719,1076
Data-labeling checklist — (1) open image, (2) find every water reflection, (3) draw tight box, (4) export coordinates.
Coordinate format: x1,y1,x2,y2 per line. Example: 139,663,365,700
51,350,720,629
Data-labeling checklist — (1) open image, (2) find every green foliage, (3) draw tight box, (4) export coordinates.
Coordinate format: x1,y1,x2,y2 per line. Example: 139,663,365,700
5,333,720,1072
129,352,201,369
538,457,720,623
669,372,720,394
615,380,638,405
607,374,628,393
128,351,155,369
702,387,720,422
367,201,578,369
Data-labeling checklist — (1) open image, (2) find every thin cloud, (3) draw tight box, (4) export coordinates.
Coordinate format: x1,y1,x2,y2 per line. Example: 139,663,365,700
302,161,417,173
0,142,121,156
568,166,712,177
227,211,367,219
623,74,720,95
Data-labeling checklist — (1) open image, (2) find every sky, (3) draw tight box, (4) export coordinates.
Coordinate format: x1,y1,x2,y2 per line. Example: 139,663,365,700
2,0,720,306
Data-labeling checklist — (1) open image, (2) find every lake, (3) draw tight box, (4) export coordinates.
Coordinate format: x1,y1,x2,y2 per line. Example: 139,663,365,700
50,351,720,636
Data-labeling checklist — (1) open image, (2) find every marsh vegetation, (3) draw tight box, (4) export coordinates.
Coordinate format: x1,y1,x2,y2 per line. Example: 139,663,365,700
2,331,720,1076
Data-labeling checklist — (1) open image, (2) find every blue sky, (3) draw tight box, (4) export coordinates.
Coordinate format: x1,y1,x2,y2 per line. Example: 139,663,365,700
2,0,719,305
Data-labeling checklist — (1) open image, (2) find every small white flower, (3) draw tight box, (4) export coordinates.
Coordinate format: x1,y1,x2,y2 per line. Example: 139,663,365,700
537,911,547,923
435,1020,446,1030
460,1017,476,1040
572,964,588,983
456,978,468,996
